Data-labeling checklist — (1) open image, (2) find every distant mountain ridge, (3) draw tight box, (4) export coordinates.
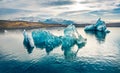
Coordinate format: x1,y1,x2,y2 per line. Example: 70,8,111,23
43,18,75,25
14,17,75,25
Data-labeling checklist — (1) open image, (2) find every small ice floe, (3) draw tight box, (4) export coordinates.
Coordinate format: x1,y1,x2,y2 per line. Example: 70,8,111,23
23,30,34,54
84,18,110,33
4,30,7,33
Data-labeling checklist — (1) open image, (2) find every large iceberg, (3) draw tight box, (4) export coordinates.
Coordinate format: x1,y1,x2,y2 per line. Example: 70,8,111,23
61,36,76,51
23,30,34,53
61,36,79,60
32,30,62,54
61,24,86,59
84,18,110,33
64,24,87,47
22,24,86,56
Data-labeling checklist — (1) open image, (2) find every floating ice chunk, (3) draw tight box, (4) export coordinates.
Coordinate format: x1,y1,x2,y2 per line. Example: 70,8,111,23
61,24,86,60
84,18,110,33
32,30,61,54
64,24,87,47
4,30,8,33
64,24,80,39
105,29,110,33
95,18,106,31
45,34,61,54
60,36,77,60
61,36,76,51
84,24,96,31
32,30,48,48
23,30,34,53
64,24,75,36
76,35,86,48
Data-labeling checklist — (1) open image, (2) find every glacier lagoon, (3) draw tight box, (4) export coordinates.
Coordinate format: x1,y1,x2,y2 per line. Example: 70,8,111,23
0,27,120,73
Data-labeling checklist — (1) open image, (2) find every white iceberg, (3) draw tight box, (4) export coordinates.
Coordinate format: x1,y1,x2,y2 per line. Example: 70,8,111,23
84,18,110,33
23,30,34,53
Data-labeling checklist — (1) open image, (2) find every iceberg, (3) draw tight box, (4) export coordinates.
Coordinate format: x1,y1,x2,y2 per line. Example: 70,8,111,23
23,24,86,56
61,36,77,60
84,18,110,33
23,30,34,53
64,24,87,47
61,24,86,60
61,36,76,51
32,30,61,54
64,24,77,37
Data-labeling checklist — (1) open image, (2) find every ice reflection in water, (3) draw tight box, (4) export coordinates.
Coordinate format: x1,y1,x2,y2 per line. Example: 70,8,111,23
85,31,108,44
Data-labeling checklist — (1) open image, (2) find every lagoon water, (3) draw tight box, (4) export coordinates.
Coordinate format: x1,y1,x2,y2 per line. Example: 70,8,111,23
0,27,120,73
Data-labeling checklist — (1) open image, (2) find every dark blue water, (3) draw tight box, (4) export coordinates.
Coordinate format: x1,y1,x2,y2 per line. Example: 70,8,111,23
0,27,120,73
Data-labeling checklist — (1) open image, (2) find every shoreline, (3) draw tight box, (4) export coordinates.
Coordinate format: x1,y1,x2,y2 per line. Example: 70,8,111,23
0,20,120,30
1,26,120,31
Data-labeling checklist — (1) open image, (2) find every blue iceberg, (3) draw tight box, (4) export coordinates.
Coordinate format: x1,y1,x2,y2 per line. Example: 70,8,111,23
61,36,77,60
32,30,62,54
61,24,86,60
84,18,110,33
23,24,86,56
23,30,34,53
61,36,76,50
64,24,87,47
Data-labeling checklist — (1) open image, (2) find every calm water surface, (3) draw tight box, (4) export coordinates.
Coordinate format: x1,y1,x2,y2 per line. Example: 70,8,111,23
0,27,120,73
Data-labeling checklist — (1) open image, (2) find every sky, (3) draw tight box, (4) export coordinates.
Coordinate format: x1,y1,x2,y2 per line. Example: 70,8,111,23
0,0,120,23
